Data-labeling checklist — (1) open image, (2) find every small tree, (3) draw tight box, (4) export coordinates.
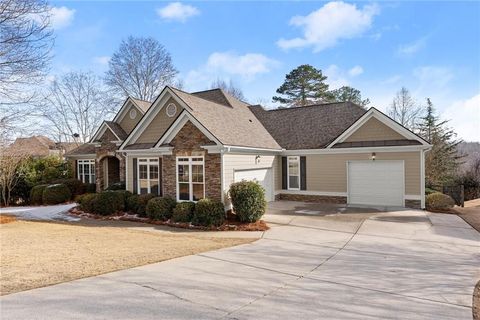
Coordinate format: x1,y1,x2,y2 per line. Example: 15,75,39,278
210,79,245,101
417,98,462,186
329,86,370,108
273,64,331,107
105,36,178,102
387,87,421,129
0,148,29,206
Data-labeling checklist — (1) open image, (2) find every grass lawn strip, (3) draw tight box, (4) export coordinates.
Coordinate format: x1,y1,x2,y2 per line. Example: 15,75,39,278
0,220,254,296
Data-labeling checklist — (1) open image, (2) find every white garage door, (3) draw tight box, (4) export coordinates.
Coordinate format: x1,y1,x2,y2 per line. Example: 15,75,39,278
234,168,273,202
348,161,404,207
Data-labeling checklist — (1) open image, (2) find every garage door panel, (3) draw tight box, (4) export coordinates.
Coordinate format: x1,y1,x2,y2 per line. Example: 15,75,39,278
234,168,273,202
348,161,404,207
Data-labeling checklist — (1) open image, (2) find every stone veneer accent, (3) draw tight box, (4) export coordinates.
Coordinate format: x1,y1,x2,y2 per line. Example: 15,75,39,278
405,199,422,209
277,193,347,204
95,136,125,192
277,193,423,209
162,121,221,202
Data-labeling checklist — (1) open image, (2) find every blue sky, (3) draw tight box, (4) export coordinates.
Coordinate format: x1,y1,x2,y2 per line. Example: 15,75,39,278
49,1,479,141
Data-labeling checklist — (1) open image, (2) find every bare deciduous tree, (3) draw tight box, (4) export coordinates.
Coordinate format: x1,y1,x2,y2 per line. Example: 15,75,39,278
210,78,245,101
387,87,421,129
39,71,115,144
0,147,29,206
105,36,178,102
0,0,53,143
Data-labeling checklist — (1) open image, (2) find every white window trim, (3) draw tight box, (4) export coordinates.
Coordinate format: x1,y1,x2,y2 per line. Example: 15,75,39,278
287,156,300,191
176,156,205,202
137,158,160,195
77,159,95,184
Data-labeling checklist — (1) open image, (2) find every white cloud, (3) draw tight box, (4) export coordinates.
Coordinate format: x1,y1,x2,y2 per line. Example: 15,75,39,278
348,65,363,77
277,1,379,52
206,52,278,78
157,2,200,22
50,6,75,29
184,52,278,90
93,56,111,66
442,94,480,142
413,66,453,94
398,37,426,56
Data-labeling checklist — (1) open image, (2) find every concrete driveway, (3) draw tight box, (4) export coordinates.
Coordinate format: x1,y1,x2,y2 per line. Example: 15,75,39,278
1,201,479,320
0,203,78,221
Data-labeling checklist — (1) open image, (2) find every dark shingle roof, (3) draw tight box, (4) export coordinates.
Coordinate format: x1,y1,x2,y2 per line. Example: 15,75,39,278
332,139,421,148
169,87,281,150
123,143,156,150
105,121,128,140
249,102,367,150
66,143,96,156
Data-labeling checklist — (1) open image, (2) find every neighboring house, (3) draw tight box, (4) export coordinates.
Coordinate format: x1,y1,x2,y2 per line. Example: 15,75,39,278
9,136,77,159
66,87,431,209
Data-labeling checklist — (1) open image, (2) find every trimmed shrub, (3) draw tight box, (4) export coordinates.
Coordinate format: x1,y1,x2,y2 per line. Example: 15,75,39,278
30,184,48,205
42,184,72,205
425,187,440,196
114,190,133,209
53,179,85,198
146,196,177,221
92,191,125,215
135,193,156,217
192,198,225,227
172,202,195,223
426,192,455,211
84,183,96,193
106,181,126,191
77,193,98,213
229,181,267,223
126,194,140,213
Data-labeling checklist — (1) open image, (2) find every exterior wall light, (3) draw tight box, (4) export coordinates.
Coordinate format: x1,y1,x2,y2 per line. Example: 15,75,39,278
371,152,376,161
255,155,261,164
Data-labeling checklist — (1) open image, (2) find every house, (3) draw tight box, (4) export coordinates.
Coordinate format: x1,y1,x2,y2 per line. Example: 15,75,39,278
9,135,78,159
66,86,431,209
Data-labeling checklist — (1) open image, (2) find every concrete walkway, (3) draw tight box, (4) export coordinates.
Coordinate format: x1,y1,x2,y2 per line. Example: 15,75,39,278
1,201,479,319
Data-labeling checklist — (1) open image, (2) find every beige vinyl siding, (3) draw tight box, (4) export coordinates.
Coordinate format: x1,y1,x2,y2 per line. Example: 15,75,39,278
135,98,182,144
305,152,420,195
223,153,276,199
345,117,406,142
119,103,142,134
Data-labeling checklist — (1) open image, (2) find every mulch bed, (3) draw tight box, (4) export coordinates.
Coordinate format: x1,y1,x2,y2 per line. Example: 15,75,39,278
69,207,269,232
0,214,16,224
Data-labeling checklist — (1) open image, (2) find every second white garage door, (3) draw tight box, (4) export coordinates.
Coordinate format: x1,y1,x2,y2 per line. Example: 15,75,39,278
234,168,273,202
348,161,404,207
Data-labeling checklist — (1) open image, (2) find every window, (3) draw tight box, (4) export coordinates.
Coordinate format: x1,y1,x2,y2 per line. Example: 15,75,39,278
137,158,160,195
78,159,95,184
129,109,137,119
166,103,177,117
177,156,204,201
287,156,300,190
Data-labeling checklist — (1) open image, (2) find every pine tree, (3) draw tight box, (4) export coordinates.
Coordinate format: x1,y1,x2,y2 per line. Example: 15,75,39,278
417,98,462,186
329,86,370,108
272,65,331,107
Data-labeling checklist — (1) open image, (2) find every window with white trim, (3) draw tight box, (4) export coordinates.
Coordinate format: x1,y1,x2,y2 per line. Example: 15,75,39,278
138,158,160,195
177,156,204,201
78,159,95,184
287,156,300,190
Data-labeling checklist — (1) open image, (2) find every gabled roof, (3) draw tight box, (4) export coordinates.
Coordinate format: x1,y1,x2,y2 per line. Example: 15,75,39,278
65,143,96,156
169,87,281,150
249,102,367,150
130,98,151,113
104,121,128,140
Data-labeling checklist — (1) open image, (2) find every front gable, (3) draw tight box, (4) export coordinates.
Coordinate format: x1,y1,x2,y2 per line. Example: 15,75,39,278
90,122,121,143
117,101,143,134
327,108,429,148
135,97,183,144
344,117,406,142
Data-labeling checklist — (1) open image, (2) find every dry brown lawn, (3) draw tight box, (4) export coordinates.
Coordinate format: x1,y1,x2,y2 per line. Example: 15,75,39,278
0,220,254,296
